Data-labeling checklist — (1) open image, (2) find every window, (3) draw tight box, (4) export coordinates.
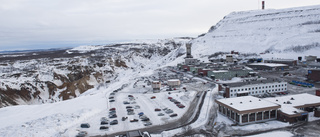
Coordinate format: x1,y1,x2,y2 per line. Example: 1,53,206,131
262,86,264,89
259,87,261,89
275,89,277,91
272,85,274,88
242,89,244,91
285,84,287,86
282,84,284,87
249,88,251,90
256,87,258,89
231,90,233,92
285,88,287,90
238,89,240,91
245,88,247,90
275,85,277,87
255,91,257,93
269,86,271,88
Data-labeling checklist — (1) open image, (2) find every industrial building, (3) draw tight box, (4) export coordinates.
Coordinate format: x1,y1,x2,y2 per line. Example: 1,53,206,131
216,93,320,125
265,93,320,123
218,80,287,98
216,96,280,125
264,59,297,66
247,63,289,70
307,69,320,82
167,79,181,88
151,81,161,92
207,69,253,80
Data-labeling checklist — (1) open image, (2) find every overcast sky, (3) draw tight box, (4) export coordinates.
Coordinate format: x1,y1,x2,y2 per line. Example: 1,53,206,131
0,0,319,50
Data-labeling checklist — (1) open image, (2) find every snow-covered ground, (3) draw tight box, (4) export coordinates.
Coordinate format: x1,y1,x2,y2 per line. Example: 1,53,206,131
244,131,294,137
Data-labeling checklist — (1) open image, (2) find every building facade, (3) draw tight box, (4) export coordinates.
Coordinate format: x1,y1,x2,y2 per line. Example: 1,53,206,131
207,69,252,80
307,69,320,82
219,80,287,98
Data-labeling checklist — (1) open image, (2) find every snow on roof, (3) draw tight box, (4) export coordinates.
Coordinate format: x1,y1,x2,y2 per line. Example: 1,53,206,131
217,96,279,112
248,63,288,67
211,70,229,73
264,93,320,115
223,79,285,88
167,79,180,82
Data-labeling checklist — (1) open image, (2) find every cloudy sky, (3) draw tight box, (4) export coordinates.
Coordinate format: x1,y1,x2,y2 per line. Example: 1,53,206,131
0,0,319,50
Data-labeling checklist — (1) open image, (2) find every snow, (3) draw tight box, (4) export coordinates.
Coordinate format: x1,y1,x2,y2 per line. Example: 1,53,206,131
244,131,293,137
216,96,280,112
248,63,288,67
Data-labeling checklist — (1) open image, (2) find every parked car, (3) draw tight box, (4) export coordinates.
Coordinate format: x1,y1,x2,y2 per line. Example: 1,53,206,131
80,123,90,128
110,120,118,125
123,101,130,104
99,126,109,130
100,117,108,122
109,114,117,118
168,97,172,99
126,106,133,109
109,111,116,115
158,113,164,116
122,117,128,121
177,104,185,108
150,96,156,99
134,105,140,109
109,99,115,102
109,96,114,99
127,108,134,112
109,108,116,111
138,112,144,116
141,117,150,121
110,93,115,95
144,122,152,126
128,95,134,97
76,131,88,137
131,101,137,104
101,121,109,125
127,111,135,115
170,99,177,102
154,108,161,111
130,119,139,122
170,113,178,117
174,101,181,104
165,109,173,114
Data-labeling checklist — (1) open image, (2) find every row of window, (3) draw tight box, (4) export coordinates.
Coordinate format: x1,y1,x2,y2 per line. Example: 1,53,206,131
230,88,287,97
230,84,287,92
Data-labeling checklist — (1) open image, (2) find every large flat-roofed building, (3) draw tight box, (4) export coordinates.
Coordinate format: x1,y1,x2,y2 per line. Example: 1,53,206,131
216,96,280,125
264,59,297,66
265,93,320,123
247,63,289,70
219,80,287,98
216,93,320,125
207,69,252,80
307,69,320,82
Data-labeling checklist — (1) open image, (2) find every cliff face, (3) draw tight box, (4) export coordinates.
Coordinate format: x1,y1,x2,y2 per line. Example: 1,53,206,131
0,38,190,107
191,5,320,59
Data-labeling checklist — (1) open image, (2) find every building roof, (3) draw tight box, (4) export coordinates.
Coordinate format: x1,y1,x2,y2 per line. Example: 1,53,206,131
248,63,288,67
216,96,280,112
222,79,285,88
264,93,320,115
167,79,180,82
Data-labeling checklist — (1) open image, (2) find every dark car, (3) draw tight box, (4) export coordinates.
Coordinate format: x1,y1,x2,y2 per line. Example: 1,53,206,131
122,117,128,121
109,114,117,118
141,117,150,121
100,121,108,125
154,108,161,111
150,96,156,99
109,108,116,111
174,101,181,104
170,113,178,117
127,108,134,112
126,106,133,109
130,119,139,122
128,95,134,97
138,112,144,116
110,120,118,125
80,123,90,128
109,99,115,102
109,96,114,99
99,126,109,130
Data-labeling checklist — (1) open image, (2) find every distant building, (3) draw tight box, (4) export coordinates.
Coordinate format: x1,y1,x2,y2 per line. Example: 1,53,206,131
265,93,320,123
151,81,161,92
167,79,181,88
247,63,289,70
218,80,287,98
264,59,297,66
307,69,320,82
216,93,320,125
305,55,317,62
216,96,280,125
207,69,253,80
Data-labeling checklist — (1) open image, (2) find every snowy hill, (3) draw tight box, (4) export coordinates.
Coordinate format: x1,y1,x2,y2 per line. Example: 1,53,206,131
191,5,320,59
0,38,190,107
